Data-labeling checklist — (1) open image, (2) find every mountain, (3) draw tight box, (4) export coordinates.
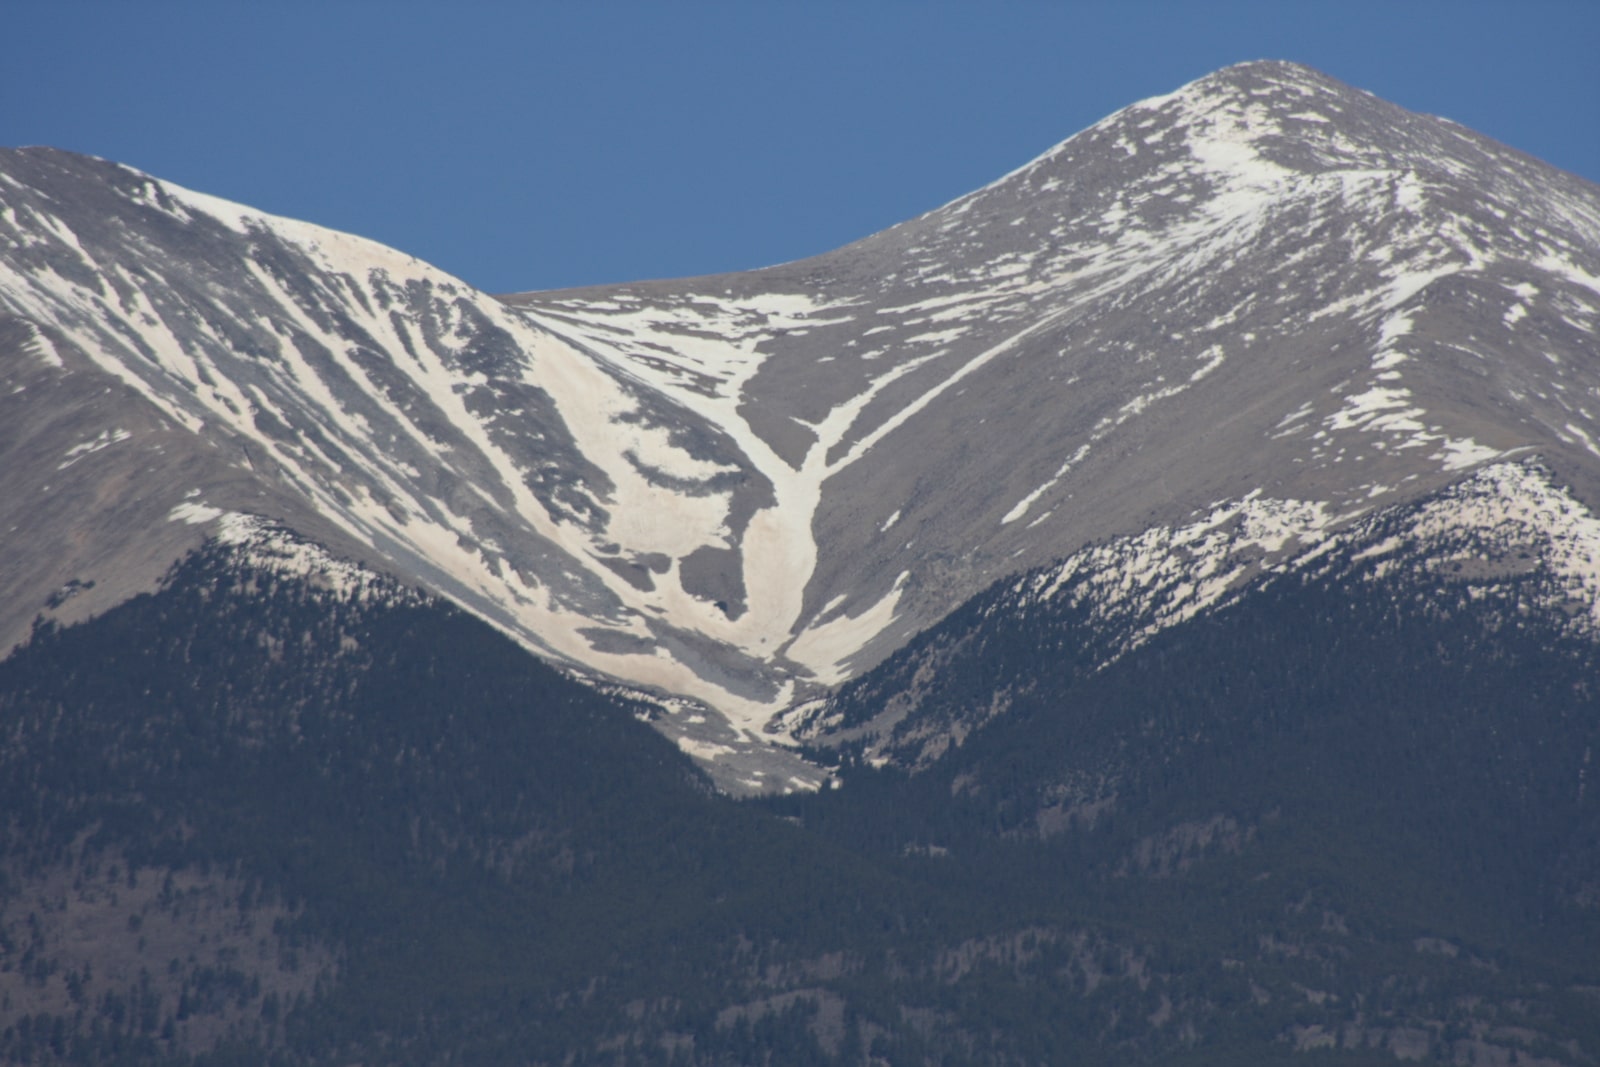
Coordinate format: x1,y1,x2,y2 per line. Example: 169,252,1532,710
2,59,1599,1065
4,60,1598,789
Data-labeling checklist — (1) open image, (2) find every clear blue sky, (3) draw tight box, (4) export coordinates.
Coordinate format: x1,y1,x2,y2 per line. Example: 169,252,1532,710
5,1,1597,294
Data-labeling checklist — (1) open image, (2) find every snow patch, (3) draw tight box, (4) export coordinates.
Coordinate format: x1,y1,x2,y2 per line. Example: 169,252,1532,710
21,321,63,368
168,501,223,525
784,571,909,686
58,428,131,469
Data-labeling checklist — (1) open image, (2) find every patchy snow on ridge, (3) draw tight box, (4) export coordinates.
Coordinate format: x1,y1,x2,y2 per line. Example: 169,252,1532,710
1362,462,1600,635
1021,491,1343,656
804,460,1600,767
168,503,417,604
984,462,1600,699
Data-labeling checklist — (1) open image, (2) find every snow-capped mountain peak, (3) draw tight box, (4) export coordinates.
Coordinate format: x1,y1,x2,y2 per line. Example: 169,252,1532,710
3,61,1598,788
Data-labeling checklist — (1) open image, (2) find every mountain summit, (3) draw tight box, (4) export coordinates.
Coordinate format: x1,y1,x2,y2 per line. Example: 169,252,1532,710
2,60,1598,789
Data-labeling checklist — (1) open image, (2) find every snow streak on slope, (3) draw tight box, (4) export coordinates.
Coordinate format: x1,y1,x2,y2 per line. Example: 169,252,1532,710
506,288,885,674
0,151,821,737
517,288,1154,686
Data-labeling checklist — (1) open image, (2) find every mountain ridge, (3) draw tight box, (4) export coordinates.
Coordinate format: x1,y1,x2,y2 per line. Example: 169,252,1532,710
2,60,1598,788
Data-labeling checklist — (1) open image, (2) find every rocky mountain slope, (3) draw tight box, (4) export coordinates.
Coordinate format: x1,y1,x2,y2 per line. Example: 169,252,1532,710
2,61,1598,791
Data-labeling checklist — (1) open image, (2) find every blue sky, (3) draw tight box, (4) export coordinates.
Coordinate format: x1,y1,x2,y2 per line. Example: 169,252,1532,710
6,2,1597,294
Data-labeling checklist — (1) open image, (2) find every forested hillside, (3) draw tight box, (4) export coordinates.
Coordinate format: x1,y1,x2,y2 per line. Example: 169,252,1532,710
2,529,1596,1065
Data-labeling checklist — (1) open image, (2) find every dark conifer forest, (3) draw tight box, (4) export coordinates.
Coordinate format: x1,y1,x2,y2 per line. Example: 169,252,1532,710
1,538,1597,1065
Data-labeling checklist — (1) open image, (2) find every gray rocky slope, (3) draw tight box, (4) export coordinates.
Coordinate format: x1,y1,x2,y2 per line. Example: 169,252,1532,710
2,61,1598,789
